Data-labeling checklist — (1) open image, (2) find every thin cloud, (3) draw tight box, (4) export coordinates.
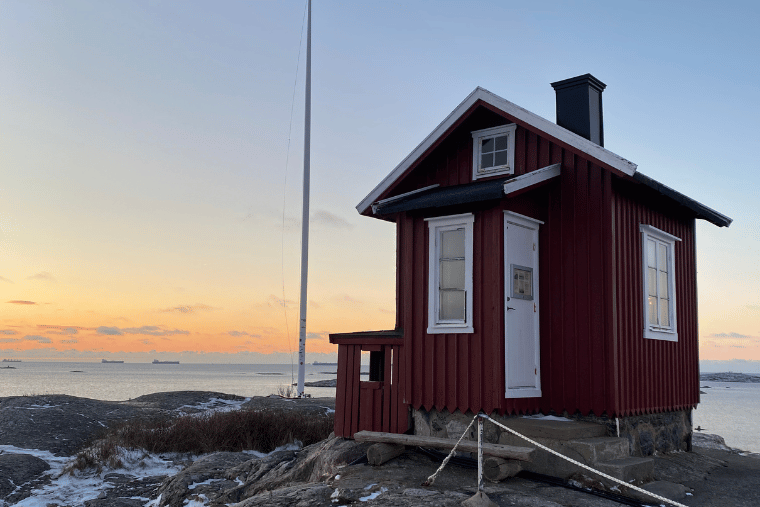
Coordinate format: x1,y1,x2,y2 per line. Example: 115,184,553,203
0,276,12,283
60,339,78,344
97,325,189,337
268,295,296,308
6,300,36,305
160,304,214,314
312,210,352,229
38,325,82,335
335,294,362,304
27,271,56,282
306,331,328,341
0,330,18,335
379,308,394,314
24,335,52,344
228,330,262,338
709,332,752,339
0,338,20,343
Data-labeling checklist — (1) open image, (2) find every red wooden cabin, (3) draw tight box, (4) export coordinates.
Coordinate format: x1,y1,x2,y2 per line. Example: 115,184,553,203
329,74,731,455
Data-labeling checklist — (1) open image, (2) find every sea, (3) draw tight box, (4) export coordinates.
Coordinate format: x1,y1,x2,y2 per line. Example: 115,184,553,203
1,361,758,454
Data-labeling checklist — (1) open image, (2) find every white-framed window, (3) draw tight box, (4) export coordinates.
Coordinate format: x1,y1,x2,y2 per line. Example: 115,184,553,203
471,124,517,180
640,224,681,341
427,213,474,334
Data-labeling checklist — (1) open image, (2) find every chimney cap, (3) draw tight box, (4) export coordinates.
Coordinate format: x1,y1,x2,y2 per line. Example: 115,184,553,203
551,73,607,93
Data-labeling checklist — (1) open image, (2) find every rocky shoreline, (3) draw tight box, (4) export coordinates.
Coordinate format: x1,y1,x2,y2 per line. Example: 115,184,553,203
700,371,760,383
1,391,760,506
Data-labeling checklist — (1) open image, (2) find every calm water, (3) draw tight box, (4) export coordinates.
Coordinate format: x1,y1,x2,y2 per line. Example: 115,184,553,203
693,380,760,454
1,362,757,453
0,362,339,400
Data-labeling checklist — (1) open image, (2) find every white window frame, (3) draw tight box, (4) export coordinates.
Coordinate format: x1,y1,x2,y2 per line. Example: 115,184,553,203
640,224,681,342
426,213,474,334
472,124,517,180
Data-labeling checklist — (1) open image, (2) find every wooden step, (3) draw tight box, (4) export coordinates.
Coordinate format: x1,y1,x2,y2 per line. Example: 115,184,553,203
353,430,534,462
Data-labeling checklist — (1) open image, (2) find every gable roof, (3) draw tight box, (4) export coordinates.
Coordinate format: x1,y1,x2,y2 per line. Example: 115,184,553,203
356,87,638,215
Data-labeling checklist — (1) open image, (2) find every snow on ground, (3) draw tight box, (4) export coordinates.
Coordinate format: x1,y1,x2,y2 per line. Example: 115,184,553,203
522,414,573,422
177,396,251,414
0,444,185,507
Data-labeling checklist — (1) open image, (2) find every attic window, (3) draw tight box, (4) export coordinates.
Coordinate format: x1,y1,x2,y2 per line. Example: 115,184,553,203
472,124,516,180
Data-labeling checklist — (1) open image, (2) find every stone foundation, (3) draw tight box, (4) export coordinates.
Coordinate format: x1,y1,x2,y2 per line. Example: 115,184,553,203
412,407,692,457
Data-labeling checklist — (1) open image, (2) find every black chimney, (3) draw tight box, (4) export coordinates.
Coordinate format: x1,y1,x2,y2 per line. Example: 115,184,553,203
550,74,606,147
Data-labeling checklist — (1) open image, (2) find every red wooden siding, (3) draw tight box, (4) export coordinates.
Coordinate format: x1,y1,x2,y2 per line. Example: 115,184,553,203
396,129,623,418
331,334,407,438
611,181,699,416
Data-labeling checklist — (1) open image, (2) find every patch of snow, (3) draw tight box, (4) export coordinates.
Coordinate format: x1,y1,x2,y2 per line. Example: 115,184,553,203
144,493,163,507
183,493,209,506
686,492,693,496
188,478,218,490
359,487,387,502
242,441,302,458
23,404,60,409
363,483,377,490
179,397,251,414
522,414,572,422
334,474,341,480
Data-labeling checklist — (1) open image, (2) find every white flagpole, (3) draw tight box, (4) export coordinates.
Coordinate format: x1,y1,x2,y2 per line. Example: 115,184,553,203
297,0,311,397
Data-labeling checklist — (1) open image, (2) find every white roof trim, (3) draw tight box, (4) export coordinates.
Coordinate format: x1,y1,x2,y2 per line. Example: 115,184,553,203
503,163,561,196
357,87,638,214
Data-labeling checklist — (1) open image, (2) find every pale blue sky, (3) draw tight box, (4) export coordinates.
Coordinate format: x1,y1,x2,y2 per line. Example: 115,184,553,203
1,0,758,362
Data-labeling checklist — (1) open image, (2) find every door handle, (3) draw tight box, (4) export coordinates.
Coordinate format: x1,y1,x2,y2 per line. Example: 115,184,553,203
507,307,516,311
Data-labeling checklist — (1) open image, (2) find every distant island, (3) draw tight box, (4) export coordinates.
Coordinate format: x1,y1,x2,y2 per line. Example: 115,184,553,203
2,359,21,363
102,359,124,364
312,361,337,366
700,372,760,383
153,359,180,365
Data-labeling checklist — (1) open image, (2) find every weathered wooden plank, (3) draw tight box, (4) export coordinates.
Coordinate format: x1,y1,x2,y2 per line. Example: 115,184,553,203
353,431,534,462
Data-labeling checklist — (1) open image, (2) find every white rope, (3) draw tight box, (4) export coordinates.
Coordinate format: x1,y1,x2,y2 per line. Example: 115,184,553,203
479,414,688,507
422,413,479,487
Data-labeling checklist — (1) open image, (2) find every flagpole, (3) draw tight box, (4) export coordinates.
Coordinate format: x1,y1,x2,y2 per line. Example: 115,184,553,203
297,0,311,397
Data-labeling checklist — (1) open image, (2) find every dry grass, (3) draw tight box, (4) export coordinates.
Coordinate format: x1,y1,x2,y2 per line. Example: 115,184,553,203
71,408,333,472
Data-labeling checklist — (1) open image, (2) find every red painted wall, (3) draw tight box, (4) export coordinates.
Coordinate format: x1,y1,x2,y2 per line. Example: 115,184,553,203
390,105,698,419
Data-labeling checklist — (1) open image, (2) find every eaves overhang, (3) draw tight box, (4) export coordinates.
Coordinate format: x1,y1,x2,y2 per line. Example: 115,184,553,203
372,178,506,216
632,172,732,228
357,87,638,215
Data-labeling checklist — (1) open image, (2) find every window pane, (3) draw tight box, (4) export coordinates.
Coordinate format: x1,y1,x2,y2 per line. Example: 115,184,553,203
440,290,465,321
647,240,656,268
648,296,657,324
494,150,508,167
659,244,668,271
659,298,670,327
481,153,493,169
658,271,669,298
648,268,657,296
440,260,465,289
494,135,508,151
481,138,494,153
441,229,465,258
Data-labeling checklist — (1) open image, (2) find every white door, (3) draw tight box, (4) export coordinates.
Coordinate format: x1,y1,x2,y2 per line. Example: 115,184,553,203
504,211,542,398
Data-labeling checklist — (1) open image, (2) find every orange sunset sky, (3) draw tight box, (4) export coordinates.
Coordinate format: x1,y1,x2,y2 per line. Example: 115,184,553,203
2,1,759,364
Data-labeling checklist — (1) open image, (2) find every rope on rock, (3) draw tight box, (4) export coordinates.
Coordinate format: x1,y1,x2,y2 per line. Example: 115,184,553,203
421,413,478,487
480,414,689,507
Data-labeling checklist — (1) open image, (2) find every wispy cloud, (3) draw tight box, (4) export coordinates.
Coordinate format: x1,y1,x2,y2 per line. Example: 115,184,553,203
160,304,214,314
97,326,190,337
312,210,352,229
0,330,18,335
379,308,394,314
27,271,56,282
335,294,362,305
228,330,262,338
38,325,82,335
709,332,752,339
0,338,20,343
267,295,296,308
60,339,78,344
6,300,36,305
0,276,12,283
23,335,52,344
306,331,328,341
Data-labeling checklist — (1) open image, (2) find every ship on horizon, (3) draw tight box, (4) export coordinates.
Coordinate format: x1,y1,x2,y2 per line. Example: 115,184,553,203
101,359,124,364
152,359,180,364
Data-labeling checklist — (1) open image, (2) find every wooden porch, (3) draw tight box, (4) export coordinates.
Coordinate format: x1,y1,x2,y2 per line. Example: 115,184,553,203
328,330,409,438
